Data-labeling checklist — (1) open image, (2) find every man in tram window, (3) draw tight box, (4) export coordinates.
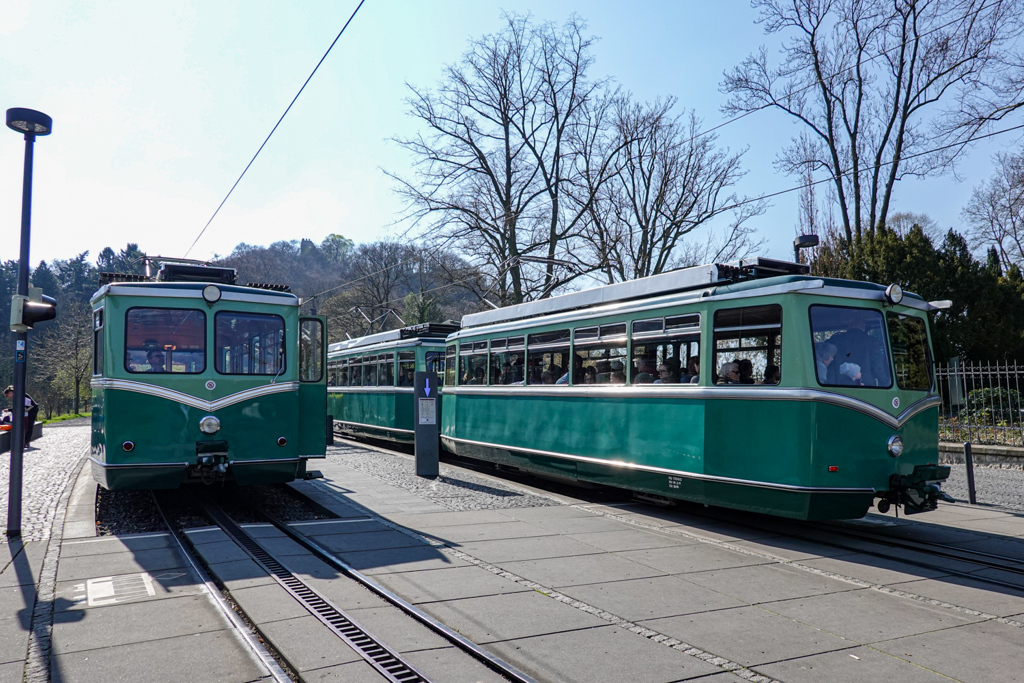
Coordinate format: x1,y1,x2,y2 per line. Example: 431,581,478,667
146,350,167,373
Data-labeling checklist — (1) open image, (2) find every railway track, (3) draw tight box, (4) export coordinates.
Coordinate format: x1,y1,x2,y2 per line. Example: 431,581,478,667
152,487,537,683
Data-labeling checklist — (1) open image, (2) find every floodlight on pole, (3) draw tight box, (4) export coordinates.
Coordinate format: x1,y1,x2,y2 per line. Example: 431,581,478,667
793,234,819,264
5,107,52,538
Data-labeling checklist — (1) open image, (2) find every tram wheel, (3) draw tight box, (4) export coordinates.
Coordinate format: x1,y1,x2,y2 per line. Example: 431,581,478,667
876,499,891,514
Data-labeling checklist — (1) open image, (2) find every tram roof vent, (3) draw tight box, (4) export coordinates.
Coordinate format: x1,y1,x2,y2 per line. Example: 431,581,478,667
98,272,152,286
400,322,461,338
157,262,237,285
246,282,291,292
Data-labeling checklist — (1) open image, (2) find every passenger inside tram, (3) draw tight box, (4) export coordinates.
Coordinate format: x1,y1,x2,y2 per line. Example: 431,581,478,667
717,362,741,384
680,355,700,383
655,359,680,383
737,358,756,384
634,359,657,383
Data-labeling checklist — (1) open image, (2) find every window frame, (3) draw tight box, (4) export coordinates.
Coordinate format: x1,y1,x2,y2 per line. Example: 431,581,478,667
214,310,286,376
92,307,104,376
124,306,207,375
886,311,933,391
712,304,783,386
808,304,894,390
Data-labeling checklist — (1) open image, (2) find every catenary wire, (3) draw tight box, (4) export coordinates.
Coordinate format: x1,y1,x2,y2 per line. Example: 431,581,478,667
184,0,367,258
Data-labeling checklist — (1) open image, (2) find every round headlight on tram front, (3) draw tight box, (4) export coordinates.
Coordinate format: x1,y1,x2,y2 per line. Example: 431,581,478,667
202,285,222,304
887,435,904,458
885,283,903,305
199,415,221,434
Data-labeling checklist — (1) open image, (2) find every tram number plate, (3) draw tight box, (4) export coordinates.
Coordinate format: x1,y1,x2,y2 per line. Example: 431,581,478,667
418,398,436,425
667,476,682,489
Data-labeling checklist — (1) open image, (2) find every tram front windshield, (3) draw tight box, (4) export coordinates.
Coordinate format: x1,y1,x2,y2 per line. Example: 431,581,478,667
810,306,892,388
125,308,206,373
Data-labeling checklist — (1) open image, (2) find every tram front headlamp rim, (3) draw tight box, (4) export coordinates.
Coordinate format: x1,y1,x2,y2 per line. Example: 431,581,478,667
887,434,904,457
202,285,222,304
885,283,904,305
199,415,221,434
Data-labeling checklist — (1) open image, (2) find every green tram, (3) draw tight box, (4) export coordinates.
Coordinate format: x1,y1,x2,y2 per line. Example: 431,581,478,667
90,263,327,490
440,258,953,520
327,323,457,443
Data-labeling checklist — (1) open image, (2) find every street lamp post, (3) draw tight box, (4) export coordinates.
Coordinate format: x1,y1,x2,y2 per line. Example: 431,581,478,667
793,234,820,264
6,107,52,538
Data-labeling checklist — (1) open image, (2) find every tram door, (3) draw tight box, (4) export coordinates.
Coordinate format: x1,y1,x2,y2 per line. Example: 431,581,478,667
298,317,328,457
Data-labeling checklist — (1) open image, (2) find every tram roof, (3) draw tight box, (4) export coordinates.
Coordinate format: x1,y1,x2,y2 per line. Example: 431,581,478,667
460,258,819,329
328,322,460,354
90,280,299,305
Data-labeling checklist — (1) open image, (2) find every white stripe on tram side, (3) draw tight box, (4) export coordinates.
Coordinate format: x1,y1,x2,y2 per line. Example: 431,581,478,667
91,378,300,411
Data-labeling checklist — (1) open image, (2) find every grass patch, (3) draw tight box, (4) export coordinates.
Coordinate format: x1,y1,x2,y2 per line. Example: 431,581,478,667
42,413,90,425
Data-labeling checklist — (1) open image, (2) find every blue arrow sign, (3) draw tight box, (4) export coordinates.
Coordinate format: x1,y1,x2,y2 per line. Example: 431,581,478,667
424,378,431,396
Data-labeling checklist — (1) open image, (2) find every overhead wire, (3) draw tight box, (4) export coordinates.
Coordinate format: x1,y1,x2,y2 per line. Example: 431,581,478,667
184,0,367,258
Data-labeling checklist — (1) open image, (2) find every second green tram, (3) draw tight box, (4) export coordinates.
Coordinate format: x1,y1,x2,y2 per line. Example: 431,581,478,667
440,258,953,520
327,323,457,443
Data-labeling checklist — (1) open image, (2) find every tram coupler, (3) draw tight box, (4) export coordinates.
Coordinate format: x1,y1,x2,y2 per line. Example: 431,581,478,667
193,441,230,483
883,465,954,515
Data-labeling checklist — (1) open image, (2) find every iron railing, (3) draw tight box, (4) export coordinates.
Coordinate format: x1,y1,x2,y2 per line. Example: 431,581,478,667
935,361,1024,447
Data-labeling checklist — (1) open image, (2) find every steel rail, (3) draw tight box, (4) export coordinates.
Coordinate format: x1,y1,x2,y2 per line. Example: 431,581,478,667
150,492,292,683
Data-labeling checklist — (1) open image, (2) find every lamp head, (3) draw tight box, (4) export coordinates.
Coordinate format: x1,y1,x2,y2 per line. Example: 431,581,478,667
6,108,52,136
793,234,820,250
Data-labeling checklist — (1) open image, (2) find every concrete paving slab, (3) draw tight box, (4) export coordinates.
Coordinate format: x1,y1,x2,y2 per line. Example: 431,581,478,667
727,534,855,562
950,535,1024,559
230,583,312,624
343,604,450,653
799,552,956,585
386,509,516,528
0,616,30,665
0,584,35,624
425,520,557,544
952,516,1024,537
294,574,392,613
456,534,605,563
403,646,511,683
683,563,860,604
501,552,666,588
257,615,364,671
301,659,385,682
55,547,186,583
966,566,1024,589
903,505,1012,524
888,573,1024,618
50,595,229,654
313,529,428,554
484,624,723,683
566,528,697,553
617,543,770,575
498,505,604,522
756,644,951,683
557,574,745,621
0,660,22,683
641,605,854,667
206,558,276,590
50,629,269,683
419,590,607,643
182,526,228,545
338,546,471,575
0,541,44,587
374,565,531,604
873,618,1024,683
287,519,382,536
189,539,252,565
530,514,638,536
59,533,173,558
762,587,983,643
61,522,98,539
249,534,309,557
54,569,203,612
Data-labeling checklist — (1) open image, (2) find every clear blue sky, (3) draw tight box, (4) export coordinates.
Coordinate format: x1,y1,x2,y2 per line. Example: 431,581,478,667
1,0,1017,268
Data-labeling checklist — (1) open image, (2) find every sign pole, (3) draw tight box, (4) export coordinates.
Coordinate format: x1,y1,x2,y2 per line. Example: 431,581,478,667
413,371,439,478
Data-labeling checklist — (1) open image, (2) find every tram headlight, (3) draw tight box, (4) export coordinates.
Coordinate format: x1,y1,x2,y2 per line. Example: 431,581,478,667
199,415,221,434
885,283,903,305
887,435,904,458
202,285,222,304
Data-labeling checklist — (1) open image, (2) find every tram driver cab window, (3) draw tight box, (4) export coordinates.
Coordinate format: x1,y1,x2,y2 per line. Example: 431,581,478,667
810,306,892,388
125,307,206,374
713,305,781,385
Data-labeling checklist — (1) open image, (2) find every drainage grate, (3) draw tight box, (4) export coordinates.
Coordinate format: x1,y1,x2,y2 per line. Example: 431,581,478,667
202,503,430,683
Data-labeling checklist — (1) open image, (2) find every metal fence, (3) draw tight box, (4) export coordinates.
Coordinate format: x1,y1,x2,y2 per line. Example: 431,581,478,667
935,361,1024,447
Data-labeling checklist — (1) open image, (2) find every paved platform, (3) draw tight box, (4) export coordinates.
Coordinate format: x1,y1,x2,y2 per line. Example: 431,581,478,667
3,426,1024,682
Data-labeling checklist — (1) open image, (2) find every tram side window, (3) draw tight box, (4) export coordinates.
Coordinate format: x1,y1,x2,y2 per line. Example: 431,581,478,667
460,343,489,385
378,353,395,387
445,345,457,385
300,319,323,382
398,351,416,386
809,306,892,388
363,356,378,386
573,325,627,385
215,312,285,375
125,307,206,374
327,358,341,386
338,359,349,386
713,305,781,385
349,360,362,386
887,313,931,390
527,330,571,385
425,351,444,385
93,308,104,376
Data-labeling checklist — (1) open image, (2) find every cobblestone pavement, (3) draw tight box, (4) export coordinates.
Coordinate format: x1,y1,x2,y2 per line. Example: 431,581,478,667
944,462,1024,512
0,423,90,543
329,441,561,510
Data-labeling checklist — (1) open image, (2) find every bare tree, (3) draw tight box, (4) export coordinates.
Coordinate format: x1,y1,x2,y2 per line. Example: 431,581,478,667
390,14,615,304
32,302,92,415
723,0,1024,242
963,150,1024,268
584,100,764,282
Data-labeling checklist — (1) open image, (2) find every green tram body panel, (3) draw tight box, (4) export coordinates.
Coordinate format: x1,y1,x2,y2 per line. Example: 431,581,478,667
90,280,327,490
441,268,950,520
327,327,452,444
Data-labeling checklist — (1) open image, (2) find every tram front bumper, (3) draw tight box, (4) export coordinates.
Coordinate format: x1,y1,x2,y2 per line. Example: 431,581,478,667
886,464,954,514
